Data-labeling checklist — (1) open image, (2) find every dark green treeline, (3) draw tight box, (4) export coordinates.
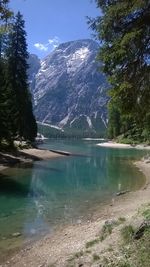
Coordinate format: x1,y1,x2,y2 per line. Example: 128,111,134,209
0,9,37,146
90,0,150,143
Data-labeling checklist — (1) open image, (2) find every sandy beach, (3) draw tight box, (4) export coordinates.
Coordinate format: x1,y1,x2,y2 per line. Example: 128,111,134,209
1,156,150,267
97,141,150,150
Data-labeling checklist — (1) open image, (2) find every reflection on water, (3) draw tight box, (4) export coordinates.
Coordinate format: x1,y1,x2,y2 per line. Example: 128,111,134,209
0,173,29,197
23,173,51,240
0,140,147,261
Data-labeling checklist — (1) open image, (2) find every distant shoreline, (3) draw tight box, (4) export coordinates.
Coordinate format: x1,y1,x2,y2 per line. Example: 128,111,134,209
97,141,150,150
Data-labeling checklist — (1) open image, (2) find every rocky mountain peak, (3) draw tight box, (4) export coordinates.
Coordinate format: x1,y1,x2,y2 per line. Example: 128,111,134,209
28,39,109,136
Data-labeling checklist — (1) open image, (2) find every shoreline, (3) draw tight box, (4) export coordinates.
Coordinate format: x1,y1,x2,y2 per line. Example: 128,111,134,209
1,157,150,267
0,148,65,172
97,141,150,150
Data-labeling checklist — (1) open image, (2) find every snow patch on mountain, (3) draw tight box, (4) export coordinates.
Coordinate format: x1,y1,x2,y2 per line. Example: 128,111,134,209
29,39,109,135
70,117,78,126
86,116,93,129
66,47,89,74
59,114,70,127
101,114,107,128
37,121,64,132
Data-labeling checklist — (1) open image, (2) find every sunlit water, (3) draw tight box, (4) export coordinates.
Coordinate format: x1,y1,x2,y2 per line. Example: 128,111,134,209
0,140,147,261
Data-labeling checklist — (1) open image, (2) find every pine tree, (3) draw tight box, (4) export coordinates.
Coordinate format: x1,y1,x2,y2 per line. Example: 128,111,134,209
90,0,150,141
7,11,37,142
0,31,12,144
0,33,20,146
107,100,121,139
0,0,13,33
0,47,7,141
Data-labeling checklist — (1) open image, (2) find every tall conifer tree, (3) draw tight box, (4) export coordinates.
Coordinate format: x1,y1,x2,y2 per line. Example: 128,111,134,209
0,0,14,145
7,11,37,141
0,29,14,144
90,0,150,141
0,48,7,141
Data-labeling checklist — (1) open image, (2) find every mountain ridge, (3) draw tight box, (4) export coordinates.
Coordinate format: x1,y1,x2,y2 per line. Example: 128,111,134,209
28,39,109,136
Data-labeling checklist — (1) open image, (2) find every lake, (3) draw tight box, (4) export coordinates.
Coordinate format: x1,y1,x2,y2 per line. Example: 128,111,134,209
0,139,147,261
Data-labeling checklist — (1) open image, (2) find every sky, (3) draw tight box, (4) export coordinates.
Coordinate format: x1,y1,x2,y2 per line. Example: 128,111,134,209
10,0,101,58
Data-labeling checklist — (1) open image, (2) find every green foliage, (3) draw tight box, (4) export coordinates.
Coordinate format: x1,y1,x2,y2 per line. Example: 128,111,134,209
142,208,150,220
107,100,121,138
118,217,126,223
120,224,150,267
100,223,113,241
103,260,131,267
92,253,100,261
38,122,105,139
0,0,13,28
121,225,134,244
90,0,150,142
0,34,16,144
85,238,99,248
85,249,92,254
0,9,37,146
100,218,125,242
66,250,84,265
74,251,84,258
6,11,37,142
134,228,150,267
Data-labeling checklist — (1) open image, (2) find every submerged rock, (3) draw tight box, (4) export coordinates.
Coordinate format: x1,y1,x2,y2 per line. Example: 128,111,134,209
11,232,21,238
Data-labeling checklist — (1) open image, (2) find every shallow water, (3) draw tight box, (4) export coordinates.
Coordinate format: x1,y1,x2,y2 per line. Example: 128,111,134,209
0,139,147,261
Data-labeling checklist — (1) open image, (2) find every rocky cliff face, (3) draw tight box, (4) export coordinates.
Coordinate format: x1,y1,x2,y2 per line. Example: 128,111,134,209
29,39,109,135
28,54,41,92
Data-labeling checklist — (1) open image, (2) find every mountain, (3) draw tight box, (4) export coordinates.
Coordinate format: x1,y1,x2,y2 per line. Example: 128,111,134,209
28,54,41,92
29,39,109,136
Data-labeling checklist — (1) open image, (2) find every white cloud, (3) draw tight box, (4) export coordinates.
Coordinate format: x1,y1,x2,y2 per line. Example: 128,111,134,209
34,43,48,51
48,36,60,48
34,36,61,52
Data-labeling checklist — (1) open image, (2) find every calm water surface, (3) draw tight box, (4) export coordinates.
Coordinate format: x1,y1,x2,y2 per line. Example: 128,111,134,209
0,140,147,260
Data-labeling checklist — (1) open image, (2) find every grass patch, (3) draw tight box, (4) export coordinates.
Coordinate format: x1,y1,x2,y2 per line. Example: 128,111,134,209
122,228,150,267
85,249,92,254
92,253,100,261
101,256,109,265
100,224,113,241
113,262,131,267
74,251,84,258
118,217,126,223
134,228,150,267
85,238,99,248
67,250,84,264
107,245,114,252
100,218,126,242
142,208,150,220
67,257,75,263
66,264,75,267
121,225,134,244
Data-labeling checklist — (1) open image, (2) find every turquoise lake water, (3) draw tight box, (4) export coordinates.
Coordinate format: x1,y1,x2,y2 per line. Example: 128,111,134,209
0,140,147,261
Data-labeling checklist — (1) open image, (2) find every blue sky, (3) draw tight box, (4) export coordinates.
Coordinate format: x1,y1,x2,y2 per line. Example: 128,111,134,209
10,0,100,58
